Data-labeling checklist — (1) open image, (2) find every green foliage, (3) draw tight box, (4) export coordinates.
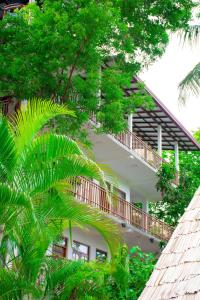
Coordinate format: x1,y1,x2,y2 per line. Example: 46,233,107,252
151,139,200,226
178,20,200,102
0,0,195,139
40,246,155,300
0,99,120,299
194,128,200,142
156,163,177,195
128,247,156,299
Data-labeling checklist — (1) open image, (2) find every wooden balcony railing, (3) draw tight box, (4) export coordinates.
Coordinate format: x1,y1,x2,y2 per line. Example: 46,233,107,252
115,131,179,186
114,131,163,169
90,118,179,185
91,116,179,185
70,177,174,242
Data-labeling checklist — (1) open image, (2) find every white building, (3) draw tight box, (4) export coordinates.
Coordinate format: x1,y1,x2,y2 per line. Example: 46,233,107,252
52,76,200,261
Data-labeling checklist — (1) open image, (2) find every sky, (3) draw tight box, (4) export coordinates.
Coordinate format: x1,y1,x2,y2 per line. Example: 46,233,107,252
140,34,200,134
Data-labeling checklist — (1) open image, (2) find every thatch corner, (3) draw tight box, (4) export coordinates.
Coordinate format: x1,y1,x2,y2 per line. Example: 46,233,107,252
139,187,200,300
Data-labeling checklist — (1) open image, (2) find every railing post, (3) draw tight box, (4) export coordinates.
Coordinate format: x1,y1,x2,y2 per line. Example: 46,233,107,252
128,114,133,149
143,201,149,232
157,125,162,159
174,141,179,172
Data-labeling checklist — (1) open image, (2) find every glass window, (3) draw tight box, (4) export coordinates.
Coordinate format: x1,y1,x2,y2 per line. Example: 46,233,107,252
72,241,89,261
114,187,126,200
52,238,67,258
96,249,107,262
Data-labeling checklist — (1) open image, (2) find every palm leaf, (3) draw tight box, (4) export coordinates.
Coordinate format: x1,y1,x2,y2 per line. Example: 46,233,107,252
0,183,30,226
0,116,16,181
12,99,74,156
179,24,200,46
14,155,105,195
20,133,83,170
41,188,121,257
179,62,200,103
0,268,41,299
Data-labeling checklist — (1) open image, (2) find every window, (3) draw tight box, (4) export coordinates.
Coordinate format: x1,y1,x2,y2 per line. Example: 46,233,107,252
113,187,126,200
105,181,111,192
72,241,89,261
52,238,67,258
96,249,107,262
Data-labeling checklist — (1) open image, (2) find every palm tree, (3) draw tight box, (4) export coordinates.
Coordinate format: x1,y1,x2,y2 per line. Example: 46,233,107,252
179,24,200,103
0,99,120,299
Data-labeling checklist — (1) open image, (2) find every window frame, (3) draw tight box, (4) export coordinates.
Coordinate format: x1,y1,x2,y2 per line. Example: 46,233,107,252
96,248,107,261
72,240,90,262
52,237,68,259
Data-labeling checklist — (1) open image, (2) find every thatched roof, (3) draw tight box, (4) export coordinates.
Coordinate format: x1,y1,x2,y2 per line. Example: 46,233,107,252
139,187,200,300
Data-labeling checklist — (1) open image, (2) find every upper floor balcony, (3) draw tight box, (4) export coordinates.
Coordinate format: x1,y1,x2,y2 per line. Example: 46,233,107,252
89,77,200,202
0,0,29,19
70,177,174,242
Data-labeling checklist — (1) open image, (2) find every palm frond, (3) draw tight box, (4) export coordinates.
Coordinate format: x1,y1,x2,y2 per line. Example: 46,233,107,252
43,189,121,257
44,258,84,298
179,62,200,103
13,99,74,156
15,155,105,195
0,116,16,181
0,184,30,225
21,133,83,170
44,257,108,300
179,24,200,46
0,98,122,298
8,207,61,283
0,268,41,299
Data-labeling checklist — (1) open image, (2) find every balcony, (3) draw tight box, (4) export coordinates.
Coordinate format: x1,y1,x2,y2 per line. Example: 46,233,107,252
70,177,174,242
90,118,179,186
115,131,179,186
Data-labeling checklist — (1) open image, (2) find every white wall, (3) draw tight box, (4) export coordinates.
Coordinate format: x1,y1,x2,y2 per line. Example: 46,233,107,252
93,175,131,203
63,227,110,261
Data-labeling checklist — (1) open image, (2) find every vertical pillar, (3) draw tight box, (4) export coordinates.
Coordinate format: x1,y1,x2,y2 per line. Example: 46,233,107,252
128,114,133,132
143,201,149,214
143,201,149,233
157,125,162,157
174,142,179,172
128,114,133,149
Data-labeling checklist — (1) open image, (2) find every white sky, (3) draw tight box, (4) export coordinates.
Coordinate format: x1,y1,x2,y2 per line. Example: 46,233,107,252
140,34,200,134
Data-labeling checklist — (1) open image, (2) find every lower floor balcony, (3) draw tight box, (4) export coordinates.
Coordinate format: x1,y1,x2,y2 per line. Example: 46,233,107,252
70,177,174,242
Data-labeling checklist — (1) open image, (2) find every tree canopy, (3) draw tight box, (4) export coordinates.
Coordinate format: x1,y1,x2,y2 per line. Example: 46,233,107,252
150,130,200,226
0,0,195,139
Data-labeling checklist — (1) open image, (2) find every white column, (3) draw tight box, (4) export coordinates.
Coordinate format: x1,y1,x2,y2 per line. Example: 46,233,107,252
128,114,133,132
128,114,133,149
174,142,179,172
157,125,162,156
143,201,149,232
143,201,149,214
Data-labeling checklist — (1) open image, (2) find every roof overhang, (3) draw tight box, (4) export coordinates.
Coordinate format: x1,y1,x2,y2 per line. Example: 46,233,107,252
125,76,200,151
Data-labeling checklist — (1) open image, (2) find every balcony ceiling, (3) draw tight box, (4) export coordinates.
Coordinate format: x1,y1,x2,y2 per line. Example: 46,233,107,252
126,76,200,151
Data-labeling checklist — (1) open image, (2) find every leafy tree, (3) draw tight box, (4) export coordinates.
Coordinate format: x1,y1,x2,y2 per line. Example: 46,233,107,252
150,133,200,226
0,99,120,299
0,0,195,139
36,246,155,300
194,128,200,141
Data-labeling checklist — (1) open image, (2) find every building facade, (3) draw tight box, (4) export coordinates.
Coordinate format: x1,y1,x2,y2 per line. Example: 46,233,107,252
52,77,200,260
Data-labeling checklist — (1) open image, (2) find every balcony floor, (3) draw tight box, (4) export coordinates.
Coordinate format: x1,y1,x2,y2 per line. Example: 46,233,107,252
89,130,162,202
